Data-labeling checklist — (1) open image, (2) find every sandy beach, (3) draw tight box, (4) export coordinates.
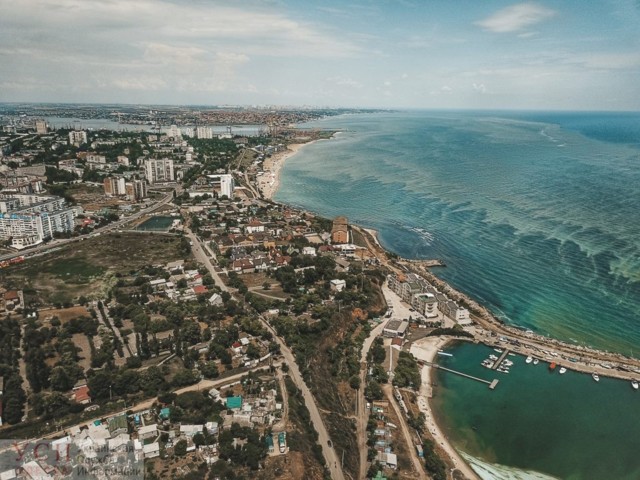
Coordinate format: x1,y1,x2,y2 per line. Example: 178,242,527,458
257,142,314,199
410,337,481,480
382,281,480,479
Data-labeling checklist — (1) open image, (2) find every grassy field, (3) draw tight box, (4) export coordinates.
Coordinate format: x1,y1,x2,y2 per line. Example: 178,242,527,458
0,232,191,306
39,306,92,323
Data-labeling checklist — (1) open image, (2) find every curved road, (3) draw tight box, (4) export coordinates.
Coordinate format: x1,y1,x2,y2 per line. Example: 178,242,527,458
188,229,345,480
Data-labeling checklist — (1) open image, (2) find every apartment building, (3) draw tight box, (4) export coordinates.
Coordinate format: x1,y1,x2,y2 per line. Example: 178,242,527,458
68,130,88,146
0,194,76,249
144,158,174,184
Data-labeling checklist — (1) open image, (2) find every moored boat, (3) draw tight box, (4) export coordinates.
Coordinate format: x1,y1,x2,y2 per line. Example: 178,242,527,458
533,358,539,365
632,380,638,390
549,362,557,370
592,373,600,382
494,348,503,353
559,367,567,374
525,356,533,364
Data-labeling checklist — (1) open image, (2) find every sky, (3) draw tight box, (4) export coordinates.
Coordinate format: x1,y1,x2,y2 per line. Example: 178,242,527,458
1,0,640,110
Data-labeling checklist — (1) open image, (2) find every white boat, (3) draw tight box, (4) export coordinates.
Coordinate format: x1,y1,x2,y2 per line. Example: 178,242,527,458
592,373,600,382
489,354,498,360
533,359,539,365
559,367,567,374
437,351,453,357
525,356,533,364
494,348,503,353
632,380,638,390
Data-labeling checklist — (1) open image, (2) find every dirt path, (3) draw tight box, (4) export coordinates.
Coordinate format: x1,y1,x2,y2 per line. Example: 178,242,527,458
382,383,428,480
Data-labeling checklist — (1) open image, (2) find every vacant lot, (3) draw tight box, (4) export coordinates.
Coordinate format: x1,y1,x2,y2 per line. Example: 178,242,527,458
0,232,191,306
39,306,91,324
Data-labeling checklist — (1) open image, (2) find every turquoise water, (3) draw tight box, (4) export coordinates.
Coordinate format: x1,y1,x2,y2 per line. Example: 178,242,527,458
433,343,640,480
275,110,640,478
276,111,640,355
136,216,175,231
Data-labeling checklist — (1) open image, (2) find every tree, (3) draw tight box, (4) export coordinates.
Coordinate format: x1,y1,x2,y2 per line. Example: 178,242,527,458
365,380,383,400
87,370,113,401
193,432,205,447
174,439,187,456
25,347,50,393
199,361,219,379
349,375,361,390
50,366,74,392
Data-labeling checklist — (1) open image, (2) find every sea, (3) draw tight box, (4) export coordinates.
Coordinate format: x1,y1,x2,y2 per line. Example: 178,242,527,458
274,110,640,479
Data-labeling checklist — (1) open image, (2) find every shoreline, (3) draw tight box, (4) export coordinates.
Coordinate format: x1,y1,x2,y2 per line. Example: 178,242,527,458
248,130,640,479
410,336,481,480
258,134,337,200
257,142,310,200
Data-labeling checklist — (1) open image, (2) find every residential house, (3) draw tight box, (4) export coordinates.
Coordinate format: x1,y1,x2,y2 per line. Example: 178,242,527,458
142,442,160,459
138,424,158,441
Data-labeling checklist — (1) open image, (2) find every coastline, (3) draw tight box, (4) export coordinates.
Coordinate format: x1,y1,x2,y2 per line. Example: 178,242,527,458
258,139,327,199
255,126,640,479
410,337,481,480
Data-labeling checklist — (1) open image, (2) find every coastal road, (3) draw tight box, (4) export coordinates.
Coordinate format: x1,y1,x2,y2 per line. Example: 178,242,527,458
189,232,345,480
260,315,346,480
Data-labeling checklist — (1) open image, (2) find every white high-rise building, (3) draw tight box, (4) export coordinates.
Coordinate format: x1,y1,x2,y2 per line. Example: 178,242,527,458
125,179,147,202
144,158,175,184
219,174,234,198
103,177,127,196
168,125,182,140
0,194,76,249
69,130,87,146
196,126,213,139
182,127,195,138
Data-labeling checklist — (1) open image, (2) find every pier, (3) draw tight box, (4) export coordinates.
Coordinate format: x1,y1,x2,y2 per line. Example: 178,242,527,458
427,362,498,390
491,349,511,370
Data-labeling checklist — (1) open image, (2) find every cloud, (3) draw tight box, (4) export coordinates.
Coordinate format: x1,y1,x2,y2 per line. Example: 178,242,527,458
579,53,640,69
476,3,556,33
326,76,363,88
1,0,361,59
473,83,487,93
112,77,167,91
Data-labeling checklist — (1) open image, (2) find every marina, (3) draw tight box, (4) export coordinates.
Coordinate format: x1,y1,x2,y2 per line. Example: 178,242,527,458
433,342,640,480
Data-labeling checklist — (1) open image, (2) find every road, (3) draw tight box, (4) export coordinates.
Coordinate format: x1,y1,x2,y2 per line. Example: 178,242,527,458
188,231,345,480
272,367,290,432
356,318,387,479
3,365,273,452
261,316,346,480
383,384,428,480
93,301,132,364
185,229,229,293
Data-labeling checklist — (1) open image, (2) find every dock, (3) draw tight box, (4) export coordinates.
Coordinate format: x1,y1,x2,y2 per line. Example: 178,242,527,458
492,349,511,370
427,362,498,390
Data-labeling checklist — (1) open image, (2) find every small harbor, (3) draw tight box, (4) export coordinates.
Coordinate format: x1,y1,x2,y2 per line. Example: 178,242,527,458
432,342,640,480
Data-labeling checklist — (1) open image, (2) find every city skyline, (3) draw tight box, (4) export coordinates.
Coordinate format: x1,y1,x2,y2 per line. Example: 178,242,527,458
1,0,640,111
